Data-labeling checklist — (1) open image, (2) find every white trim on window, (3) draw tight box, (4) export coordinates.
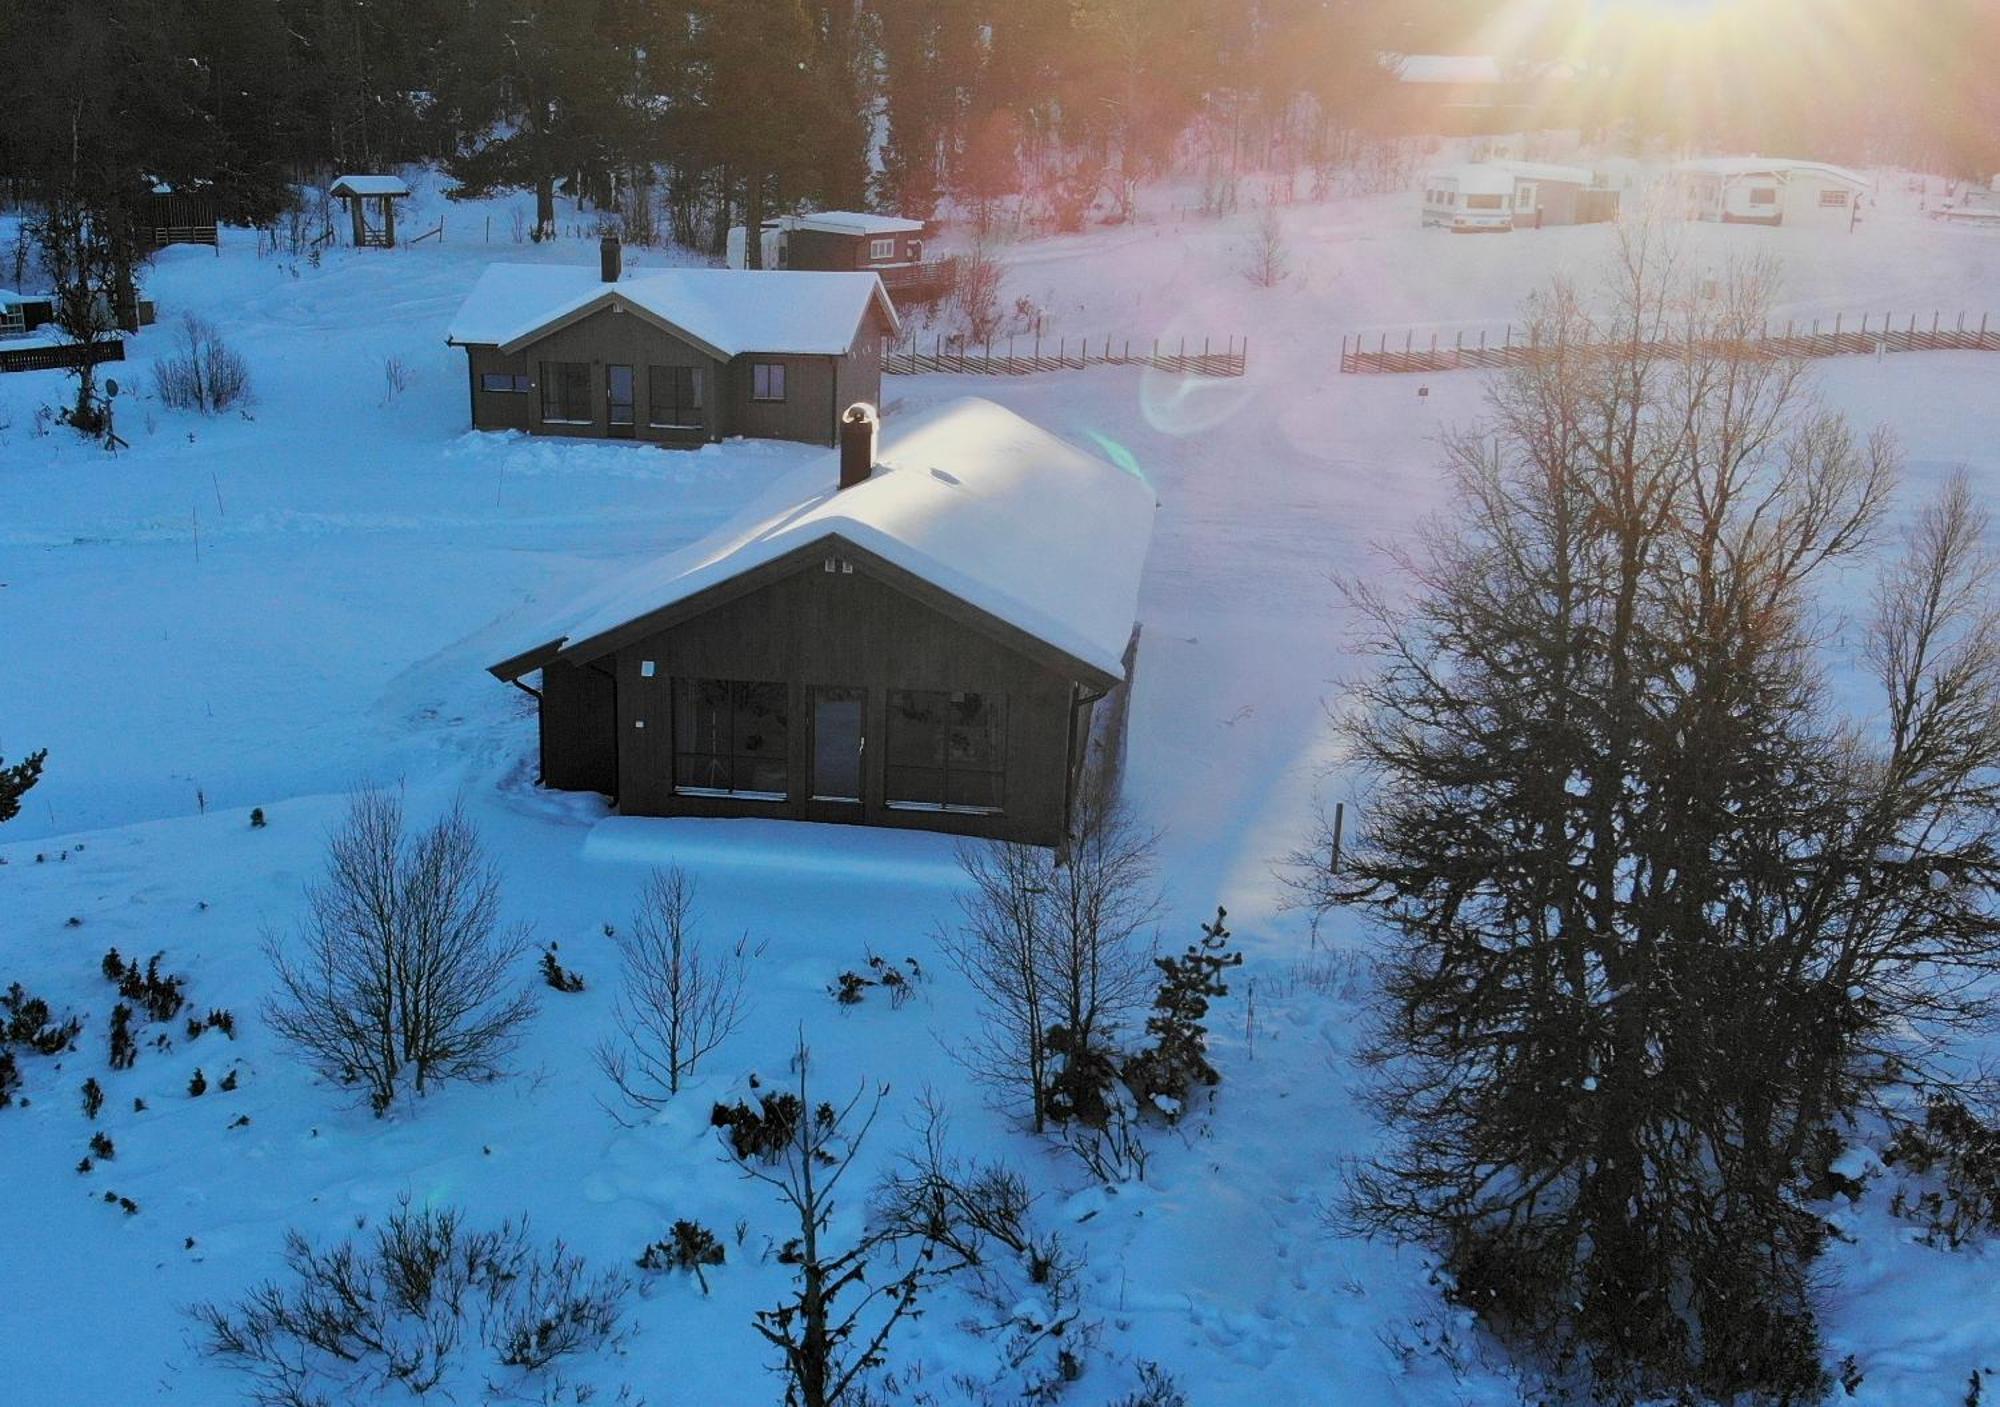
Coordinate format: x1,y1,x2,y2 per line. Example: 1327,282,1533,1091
868,237,897,260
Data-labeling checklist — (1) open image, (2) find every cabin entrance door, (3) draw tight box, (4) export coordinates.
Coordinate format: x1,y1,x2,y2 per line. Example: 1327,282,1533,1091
810,686,865,811
606,364,635,438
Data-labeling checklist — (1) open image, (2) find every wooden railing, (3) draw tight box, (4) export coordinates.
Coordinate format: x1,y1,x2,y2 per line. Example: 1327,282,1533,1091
887,332,1247,378
1342,310,1999,375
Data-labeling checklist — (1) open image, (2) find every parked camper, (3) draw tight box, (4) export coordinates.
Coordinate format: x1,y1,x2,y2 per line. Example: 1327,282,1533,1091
1423,166,1517,232
1670,158,1871,226
1423,161,1617,232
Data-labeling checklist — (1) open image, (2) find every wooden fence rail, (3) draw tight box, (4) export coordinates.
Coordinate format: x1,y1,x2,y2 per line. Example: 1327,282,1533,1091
0,339,126,375
1341,311,1998,375
886,332,1247,379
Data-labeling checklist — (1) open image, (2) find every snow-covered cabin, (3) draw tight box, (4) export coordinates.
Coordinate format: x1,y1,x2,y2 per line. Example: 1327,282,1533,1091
1670,157,1871,226
0,291,26,339
445,236,898,448
1380,53,1522,134
727,211,927,274
487,397,1156,848
1423,161,1616,232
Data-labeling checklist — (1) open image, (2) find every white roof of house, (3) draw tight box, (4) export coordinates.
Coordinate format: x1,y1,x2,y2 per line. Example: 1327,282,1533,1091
500,398,1157,683
1429,165,1519,196
329,174,411,198
1493,159,1596,186
1673,157,1871,188
780,211,925,237
1391,54,1505,85
446,264,899,357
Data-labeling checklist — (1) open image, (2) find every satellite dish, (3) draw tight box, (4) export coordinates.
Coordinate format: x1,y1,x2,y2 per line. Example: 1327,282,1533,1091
104,378,119,397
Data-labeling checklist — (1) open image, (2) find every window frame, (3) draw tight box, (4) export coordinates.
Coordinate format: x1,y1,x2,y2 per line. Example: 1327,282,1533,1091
1464,193,1506,211
1818,188,1850,208
1748,186,1779,207
868,236,897,260
883,689,1006,815
751,362,787,402
672,677,790,801
647,364,705,429
480,371,530,394
539,360,593,424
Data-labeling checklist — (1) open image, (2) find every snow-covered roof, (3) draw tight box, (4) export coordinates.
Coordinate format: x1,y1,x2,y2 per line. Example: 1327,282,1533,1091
1428,165,1519,196
446,264,899,357
1673,157,1872,188
779,211,925,237
495,397,1157,684
1493,159,1596,186
329,174,410,198
1390,54,1505,85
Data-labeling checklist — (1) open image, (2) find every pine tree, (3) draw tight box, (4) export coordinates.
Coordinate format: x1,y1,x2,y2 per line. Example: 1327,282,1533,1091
0,750,46,825
1123,907,1240,1117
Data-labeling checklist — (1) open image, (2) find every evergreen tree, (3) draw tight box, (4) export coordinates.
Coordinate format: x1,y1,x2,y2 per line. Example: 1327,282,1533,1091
0,750,46,826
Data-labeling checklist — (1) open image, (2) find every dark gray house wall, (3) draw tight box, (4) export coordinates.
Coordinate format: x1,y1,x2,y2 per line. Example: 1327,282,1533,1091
545,536,1094,846
786,226,923,271
539,658,618,795
461,303,892,447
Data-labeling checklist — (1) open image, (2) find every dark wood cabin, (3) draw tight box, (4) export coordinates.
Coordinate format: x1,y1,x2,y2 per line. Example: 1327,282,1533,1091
447,238,898,448
488,398,1156,848
734,212,954,305
139,184,218,251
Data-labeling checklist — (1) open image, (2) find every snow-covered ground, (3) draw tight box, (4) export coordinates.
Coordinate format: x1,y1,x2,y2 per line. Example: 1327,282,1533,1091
3,173,1999,1404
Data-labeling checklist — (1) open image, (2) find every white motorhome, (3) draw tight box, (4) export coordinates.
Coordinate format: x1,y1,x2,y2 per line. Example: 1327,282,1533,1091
1422,165,1519,232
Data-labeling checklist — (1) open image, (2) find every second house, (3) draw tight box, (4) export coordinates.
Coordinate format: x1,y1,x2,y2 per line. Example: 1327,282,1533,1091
446,236,899,447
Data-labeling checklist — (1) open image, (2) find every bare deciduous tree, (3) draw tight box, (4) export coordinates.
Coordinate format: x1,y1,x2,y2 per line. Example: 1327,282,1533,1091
728,1040,941,1407
940,797,1158,1132
1243,203,1288,288
265,790,536,1114
594,866,752,1117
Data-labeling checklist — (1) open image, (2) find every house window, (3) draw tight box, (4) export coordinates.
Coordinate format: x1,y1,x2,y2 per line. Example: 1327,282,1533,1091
752,362,786,402
673,678,789,799
1515,182,1536,211
539,361,592,423
1748,187,1778,207
480,371,530,393
1819,188,1850,207
1465,193,1505,210
869,237,897,260
648,365,704,427
884,690,1005,813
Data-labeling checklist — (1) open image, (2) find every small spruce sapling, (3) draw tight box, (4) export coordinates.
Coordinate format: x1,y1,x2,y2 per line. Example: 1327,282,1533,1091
636,1219,726,1293
110,1004,137,1069
541,943,585,993
249,807,266,829
220,1069,239,1092
0,1049,19,1108
90,1131,115,1160
189,1068,208,1098
82,1077,104,1120
1123,907,1242,1120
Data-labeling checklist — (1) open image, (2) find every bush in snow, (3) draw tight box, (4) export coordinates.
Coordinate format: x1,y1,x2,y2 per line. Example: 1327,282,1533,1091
249,807,267,829
871,1093,1032,1272
2,981,82,1054
636,1219,725,1293
1108,1362,1190,1407
189,1067,208,1097
1242,203,1289,288
0,1049,18,1108
192,1201,628,1402
540,943,584,993
89,1131,115,1161
265,789,536,1114
81,1076,104,1120
1886,1093,2000,1248
103,949,188,1023
711,1091,804,1164
1122,907,1240,1121
108,1003,138,1070
152,313,252,414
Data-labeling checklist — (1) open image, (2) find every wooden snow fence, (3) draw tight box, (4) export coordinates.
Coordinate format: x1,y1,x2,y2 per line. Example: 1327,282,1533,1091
1341,311,2000,375
0,339,126,375
886,332,1247,379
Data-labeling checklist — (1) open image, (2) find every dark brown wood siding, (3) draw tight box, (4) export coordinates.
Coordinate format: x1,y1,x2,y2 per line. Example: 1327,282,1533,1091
724,352,841,445
604,544,1079,845
468,308,732,443
539,658,618,795
785,228,923,271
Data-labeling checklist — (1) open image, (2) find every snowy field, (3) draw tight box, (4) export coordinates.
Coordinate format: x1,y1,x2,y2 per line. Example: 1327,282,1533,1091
3,174,2000,1404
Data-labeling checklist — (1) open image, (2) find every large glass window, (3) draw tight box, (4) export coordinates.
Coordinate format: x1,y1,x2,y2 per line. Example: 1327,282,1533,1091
540,361,592,422
673,679,789,799
752,362,787,401
1464,193,1505,210
1748,186,1778,207
885,690,1005,813
649,365,704,427
480,371,530,393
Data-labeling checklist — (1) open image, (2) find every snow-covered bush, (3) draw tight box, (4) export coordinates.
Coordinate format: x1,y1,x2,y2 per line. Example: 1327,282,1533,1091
636,1219,725,1293
192,1202,629,1403
103,949,188,1023
0,1049,18,1108
711,1091,804,1163
152,313,252,414
1108,1361,1190,1407
540,943,585,993
1887,1094,2000,1248
2,981,81,1054
80,1076,103,1120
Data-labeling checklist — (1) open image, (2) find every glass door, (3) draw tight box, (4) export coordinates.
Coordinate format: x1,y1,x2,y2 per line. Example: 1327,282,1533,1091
810,687,864,804
606,364,635,437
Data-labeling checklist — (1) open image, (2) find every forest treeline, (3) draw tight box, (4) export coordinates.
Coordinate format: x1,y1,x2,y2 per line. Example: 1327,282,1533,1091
0,0,1996,250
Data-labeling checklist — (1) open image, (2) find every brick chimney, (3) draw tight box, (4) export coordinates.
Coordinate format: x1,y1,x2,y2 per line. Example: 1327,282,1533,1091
838,403,878,489
599,231,622,283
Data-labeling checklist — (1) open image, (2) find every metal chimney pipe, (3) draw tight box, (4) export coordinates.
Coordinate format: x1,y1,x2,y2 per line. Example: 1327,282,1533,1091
599,232,622,283
838,403,878,489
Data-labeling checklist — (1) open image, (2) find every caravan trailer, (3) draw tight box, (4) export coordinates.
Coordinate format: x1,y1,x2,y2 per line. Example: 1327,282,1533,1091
1422,166,1518,232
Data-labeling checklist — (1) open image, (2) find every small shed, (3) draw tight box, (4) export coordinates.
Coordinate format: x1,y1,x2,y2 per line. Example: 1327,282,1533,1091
329,174,411,248
486,397,1156,847
139,182,219,251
